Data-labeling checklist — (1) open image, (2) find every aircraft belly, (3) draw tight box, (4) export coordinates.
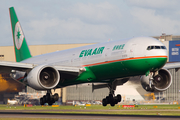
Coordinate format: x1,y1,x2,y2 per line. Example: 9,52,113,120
87,61,128,80
57,56,167,87
122,57,167,75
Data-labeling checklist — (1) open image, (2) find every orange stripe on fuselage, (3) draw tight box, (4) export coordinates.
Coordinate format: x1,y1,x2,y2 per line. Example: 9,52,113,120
82,56,168,67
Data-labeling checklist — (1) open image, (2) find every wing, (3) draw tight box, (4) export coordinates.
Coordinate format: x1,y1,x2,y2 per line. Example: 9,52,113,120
0,61,34,73
163,62,180,69
0,61,84,75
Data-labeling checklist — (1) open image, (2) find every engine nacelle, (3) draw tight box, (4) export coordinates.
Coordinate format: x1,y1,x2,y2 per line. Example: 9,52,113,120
141,69,172,92
27,65,60,90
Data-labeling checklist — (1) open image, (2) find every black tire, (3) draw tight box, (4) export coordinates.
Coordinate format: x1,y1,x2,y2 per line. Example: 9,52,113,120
46,93,51,101
102,98,107,106
53,93,59,101
109,94,113,102
114,100,118,104
117,94,121,102
48,101,53,106
40,98,44,105
43,95,46,103
106,96,110,104
110,101,115,107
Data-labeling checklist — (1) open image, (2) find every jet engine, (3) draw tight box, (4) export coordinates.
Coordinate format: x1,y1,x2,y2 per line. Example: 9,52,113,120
140,69,172,92
27,65,60,90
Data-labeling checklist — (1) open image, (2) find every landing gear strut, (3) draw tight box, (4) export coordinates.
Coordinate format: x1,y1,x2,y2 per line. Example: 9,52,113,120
145,72,155,92
40,90,59,105
102,83,121,107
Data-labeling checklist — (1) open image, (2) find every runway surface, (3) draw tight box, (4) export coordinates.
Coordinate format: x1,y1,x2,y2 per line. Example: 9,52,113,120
1,110,180,120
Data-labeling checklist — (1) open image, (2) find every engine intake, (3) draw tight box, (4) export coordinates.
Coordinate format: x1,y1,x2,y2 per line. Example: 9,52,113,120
27,65,60,90
141,69,172,92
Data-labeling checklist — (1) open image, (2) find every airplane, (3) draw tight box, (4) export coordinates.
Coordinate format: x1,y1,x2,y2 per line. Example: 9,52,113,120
1,7,178,106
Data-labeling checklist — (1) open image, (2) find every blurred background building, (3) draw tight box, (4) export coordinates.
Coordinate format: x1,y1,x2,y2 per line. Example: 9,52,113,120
153,34,180,103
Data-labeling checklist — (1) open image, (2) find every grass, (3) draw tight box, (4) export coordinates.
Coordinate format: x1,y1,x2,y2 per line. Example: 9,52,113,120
1,104,180,110
1,104,180,118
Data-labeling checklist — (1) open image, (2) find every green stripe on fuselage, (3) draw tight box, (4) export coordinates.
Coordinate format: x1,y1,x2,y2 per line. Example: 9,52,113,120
58,57,167,87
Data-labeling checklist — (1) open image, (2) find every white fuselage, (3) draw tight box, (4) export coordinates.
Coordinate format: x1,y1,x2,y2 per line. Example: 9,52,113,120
22,37,167,67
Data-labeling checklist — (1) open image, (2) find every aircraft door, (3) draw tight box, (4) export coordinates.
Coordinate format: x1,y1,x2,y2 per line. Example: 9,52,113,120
129,44,137,58
105,47,111,60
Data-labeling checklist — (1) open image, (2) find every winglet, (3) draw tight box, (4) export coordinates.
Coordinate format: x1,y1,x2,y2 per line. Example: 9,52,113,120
9,7,32,62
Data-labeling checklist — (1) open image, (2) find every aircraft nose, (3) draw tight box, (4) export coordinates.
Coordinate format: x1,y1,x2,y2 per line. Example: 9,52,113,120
153,56,167,71
153,48,168,70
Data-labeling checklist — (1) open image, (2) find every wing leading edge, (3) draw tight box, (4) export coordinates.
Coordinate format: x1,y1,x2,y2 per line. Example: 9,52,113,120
163,62,180,70
0,61,83,75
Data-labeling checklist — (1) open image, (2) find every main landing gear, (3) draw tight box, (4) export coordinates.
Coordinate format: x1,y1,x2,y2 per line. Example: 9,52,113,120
102,84,121,107
40,90,59,105
102,94,121,107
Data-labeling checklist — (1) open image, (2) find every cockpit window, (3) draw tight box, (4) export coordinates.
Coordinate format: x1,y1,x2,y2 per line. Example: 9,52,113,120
155,46,160,49
151,46,155,49
161,46,166,49
147,46,151,50
147,46,166,50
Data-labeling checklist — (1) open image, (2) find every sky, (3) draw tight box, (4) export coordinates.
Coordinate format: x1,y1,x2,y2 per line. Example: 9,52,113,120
1,0,180,46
